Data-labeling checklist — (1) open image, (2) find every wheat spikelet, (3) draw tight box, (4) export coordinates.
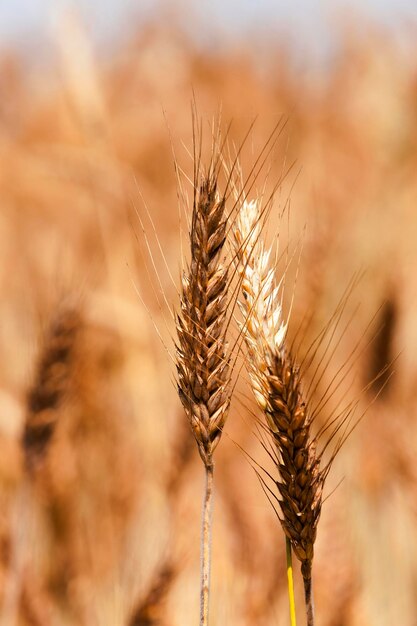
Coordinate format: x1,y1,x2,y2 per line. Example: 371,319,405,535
175,168,231,469
233,198,327,623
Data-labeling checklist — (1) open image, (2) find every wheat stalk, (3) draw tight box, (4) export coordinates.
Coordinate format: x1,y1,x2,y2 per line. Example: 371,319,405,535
175,156,231,625
233,197,329,626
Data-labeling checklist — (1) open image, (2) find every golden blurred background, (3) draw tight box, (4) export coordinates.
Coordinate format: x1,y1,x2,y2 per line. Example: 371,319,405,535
1,5,417,625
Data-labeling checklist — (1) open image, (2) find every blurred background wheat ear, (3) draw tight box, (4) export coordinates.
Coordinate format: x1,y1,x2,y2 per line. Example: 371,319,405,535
1,3,417,625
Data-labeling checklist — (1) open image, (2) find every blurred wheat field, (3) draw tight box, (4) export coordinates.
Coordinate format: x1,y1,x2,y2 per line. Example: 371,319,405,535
1,14,417,626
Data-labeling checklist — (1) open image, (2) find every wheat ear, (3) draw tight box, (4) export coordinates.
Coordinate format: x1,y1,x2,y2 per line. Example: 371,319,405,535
175,164,231,626
233,198,325,626
23,308,82,474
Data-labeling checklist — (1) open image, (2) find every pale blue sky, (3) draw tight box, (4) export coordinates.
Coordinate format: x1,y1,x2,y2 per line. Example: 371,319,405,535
0,0,416,63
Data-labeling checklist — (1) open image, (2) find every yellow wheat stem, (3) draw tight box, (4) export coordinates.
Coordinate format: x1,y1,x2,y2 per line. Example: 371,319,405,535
286,537,297,626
